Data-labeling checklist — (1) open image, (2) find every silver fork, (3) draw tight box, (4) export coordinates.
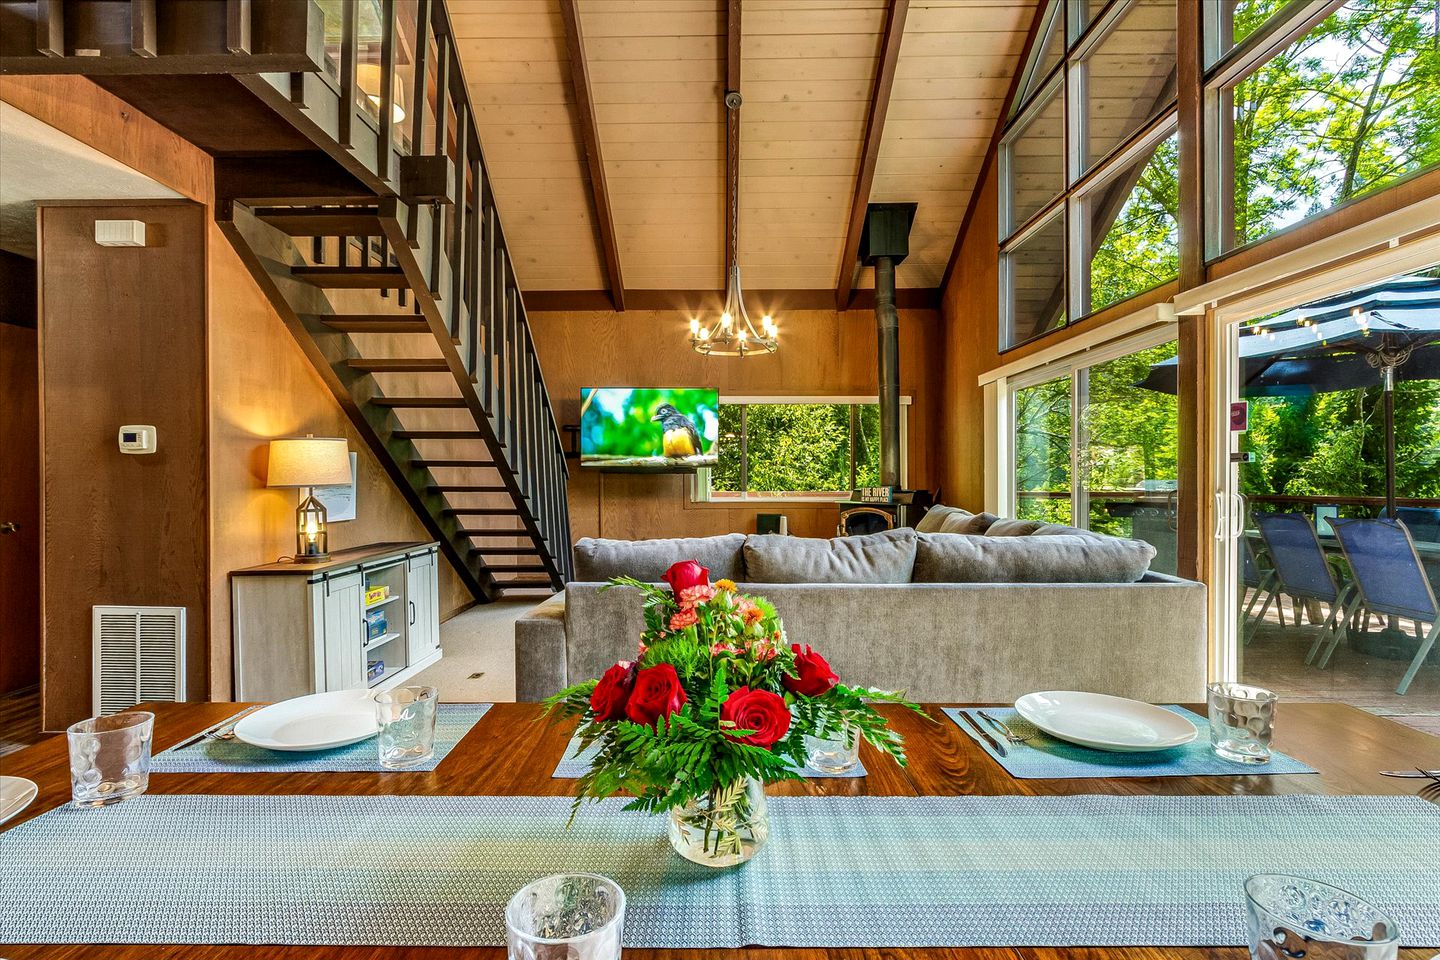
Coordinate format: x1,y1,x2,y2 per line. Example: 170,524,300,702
209,705,264,741
978,710,1034,745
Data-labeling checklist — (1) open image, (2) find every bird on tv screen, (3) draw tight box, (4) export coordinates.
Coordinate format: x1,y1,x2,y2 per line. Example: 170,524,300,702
580,388,719,469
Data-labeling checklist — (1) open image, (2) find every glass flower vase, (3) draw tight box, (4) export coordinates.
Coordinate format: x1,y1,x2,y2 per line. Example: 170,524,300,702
667,776,769,868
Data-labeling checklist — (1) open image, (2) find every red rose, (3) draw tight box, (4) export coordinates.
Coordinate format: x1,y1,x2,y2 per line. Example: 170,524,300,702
590,661,635,721
720,686,791,749
662,560,709,598
784,644,838,698
624,663,688,728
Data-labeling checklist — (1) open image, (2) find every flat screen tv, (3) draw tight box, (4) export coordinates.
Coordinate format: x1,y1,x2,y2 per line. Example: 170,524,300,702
580,388,719,471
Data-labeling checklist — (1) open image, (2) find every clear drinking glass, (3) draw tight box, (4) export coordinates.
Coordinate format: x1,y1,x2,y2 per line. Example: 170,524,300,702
505,873,626,960
1208,681,1277,764
67,711,155,807
804,722,860,774
375,685,438,769
1245,874,1399,960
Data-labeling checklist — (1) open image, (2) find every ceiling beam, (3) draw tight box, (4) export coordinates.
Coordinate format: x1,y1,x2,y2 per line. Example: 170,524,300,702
835,0,909,312
936,0,1050,300
725,0,742,277
523,288,942,313
559,0,626,312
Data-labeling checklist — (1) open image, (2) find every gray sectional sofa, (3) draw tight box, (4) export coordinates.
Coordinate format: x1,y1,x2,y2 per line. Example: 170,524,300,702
514,515,1207,704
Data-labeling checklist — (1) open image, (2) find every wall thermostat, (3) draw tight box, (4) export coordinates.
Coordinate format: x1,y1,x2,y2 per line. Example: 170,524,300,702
118,425,157,454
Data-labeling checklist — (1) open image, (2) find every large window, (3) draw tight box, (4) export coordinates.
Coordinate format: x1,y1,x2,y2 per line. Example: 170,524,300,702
703,400,905,500
1010,335,1180,573
1211,0,1440,253
1000,0,1181,350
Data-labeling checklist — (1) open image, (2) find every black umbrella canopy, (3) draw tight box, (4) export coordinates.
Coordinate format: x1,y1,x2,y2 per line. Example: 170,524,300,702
1135,274,1440,516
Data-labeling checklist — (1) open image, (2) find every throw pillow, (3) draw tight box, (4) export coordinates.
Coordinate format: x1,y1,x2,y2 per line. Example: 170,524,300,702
743,528,918,584
914,504,971,534
913,532,1155,583
984,518,1046,537
940,510,999,535
573,534,746,582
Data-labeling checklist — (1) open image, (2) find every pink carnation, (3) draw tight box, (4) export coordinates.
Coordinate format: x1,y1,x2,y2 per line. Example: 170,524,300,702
678,584,716,609
669,608,698,631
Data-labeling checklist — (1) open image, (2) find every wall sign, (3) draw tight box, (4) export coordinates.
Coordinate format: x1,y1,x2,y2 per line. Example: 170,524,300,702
314,451,358,521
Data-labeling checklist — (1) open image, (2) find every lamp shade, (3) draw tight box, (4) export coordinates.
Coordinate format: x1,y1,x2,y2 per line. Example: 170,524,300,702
267,437,352,488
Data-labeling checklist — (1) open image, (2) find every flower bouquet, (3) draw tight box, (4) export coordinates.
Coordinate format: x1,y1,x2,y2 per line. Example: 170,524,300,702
544,560,922,867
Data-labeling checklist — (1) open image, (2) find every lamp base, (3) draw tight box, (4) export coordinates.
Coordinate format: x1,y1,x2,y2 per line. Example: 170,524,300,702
294,552,330,564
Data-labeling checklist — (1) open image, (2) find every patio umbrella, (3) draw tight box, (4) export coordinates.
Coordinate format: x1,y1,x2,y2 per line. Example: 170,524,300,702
1135,275,1440,517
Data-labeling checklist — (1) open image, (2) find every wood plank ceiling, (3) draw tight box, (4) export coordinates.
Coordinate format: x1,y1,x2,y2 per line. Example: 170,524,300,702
449,0,1034,308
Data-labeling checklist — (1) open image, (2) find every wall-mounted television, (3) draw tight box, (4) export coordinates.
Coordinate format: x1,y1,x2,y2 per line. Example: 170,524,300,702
580,388,719,471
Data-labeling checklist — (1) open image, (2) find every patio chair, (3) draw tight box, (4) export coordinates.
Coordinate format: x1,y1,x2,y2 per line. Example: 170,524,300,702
1329,517,1439,696
1241,537,1285,644
1396,506,1440,544
1254,512,1355,666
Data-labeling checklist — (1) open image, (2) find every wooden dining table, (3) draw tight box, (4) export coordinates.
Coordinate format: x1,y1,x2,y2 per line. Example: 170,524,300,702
4,700,1439,960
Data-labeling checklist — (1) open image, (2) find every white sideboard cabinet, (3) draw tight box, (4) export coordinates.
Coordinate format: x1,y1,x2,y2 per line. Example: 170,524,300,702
231,541,442,701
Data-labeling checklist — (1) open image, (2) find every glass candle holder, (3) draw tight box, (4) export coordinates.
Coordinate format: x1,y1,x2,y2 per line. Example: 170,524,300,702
67,711,155,808
375,685,438,769
1245,874,1399,960
1208,681,1277,764
505,873,625,960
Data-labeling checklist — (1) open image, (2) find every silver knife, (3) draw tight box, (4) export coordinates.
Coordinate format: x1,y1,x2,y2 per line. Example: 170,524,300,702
1379,769,1440,779
168,705,263,751
958,710,1008,758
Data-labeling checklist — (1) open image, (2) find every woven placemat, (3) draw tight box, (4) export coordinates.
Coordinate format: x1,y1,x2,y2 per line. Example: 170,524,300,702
149,703,491,773
552,734,867,779
4,793,1436,947
944,706,1319,779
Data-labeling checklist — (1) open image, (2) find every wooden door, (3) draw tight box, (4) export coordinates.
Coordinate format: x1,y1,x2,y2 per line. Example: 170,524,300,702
321,571,365,692
406,550,439,662
0,319,41,695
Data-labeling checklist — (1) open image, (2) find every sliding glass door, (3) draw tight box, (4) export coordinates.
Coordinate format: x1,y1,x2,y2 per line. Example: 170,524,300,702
1009,331,1180,573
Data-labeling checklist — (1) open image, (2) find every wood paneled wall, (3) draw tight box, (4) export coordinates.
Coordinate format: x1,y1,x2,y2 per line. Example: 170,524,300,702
528,306,943,541
37,201,210,729
2,76,471,710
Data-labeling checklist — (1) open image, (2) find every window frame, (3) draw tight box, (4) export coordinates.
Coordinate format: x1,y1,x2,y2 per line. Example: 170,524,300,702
998,0,1181,352
694,396,911,504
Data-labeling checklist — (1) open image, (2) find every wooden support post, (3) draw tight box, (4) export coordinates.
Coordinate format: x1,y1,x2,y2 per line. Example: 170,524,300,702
338,0,357,147
226,0,252,54
131,0,158,58
37,0,63,57
377,0,397,182
1176,0,1206,584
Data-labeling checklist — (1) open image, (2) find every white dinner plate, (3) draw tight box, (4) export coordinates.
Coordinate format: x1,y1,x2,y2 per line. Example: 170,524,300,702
0,776,38,824
233,689,380,752
1014,691,1198,753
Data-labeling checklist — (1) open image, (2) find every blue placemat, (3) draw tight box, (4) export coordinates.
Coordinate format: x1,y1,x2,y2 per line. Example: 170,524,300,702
150,703,491,773
4,793,1437,947
552,734,867,779
944,705,1318,779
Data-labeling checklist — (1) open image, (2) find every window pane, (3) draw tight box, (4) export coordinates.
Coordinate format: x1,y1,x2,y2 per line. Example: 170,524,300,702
1226,0,1440,250
736,403,854,494
1083,131,1179,314
1003,211,1067,348
712,404,744,492
1081,0,1177,171
1005,85,1065,235
1014,5,1064,116
1081,342,1180,574
1208,0,1298,66
1014,376,1073,523
1073,0,1118,43
854,404,883,488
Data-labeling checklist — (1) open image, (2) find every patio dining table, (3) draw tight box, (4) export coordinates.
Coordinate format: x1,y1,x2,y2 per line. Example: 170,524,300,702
3,700,1439,959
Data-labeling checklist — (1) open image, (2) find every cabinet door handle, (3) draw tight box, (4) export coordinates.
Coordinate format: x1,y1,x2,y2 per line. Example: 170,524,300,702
409,600,416,626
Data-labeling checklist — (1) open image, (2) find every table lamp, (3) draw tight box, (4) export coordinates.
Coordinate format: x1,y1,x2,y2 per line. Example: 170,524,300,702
267,436,352,563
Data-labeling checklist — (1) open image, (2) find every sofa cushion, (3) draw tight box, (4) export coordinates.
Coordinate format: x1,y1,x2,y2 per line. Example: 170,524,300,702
573,534,746,581
915,504,970,533
940,510,999,535
913,532,1155,583
744,528,917,584
985,518,1046,537
1031,522,1103,538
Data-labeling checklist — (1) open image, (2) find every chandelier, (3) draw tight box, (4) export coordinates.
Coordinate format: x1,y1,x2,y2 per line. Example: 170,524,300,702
689,91,778,357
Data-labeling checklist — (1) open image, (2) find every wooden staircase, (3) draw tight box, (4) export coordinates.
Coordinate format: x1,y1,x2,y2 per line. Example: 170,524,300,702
219,197,572,603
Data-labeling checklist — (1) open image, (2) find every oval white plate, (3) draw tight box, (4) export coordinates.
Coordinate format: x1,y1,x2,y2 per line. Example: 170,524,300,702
0,776,38,825
1014,691,1198,753
234,689,380,752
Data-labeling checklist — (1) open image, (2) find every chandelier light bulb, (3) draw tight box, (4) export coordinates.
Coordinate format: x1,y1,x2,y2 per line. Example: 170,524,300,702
721,312,732,329
689,317,700,334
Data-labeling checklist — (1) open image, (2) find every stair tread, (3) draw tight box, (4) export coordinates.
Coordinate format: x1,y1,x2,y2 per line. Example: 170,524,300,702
443,507,522,515
293,266,410,289
255,207,383,236
371,397,466,408
482,564,550,573
394,430,487,439
347,358,450,372
470,547,543,555
318,315,430,333
457,528,535,536
427,485,508,493
412,459,497,468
